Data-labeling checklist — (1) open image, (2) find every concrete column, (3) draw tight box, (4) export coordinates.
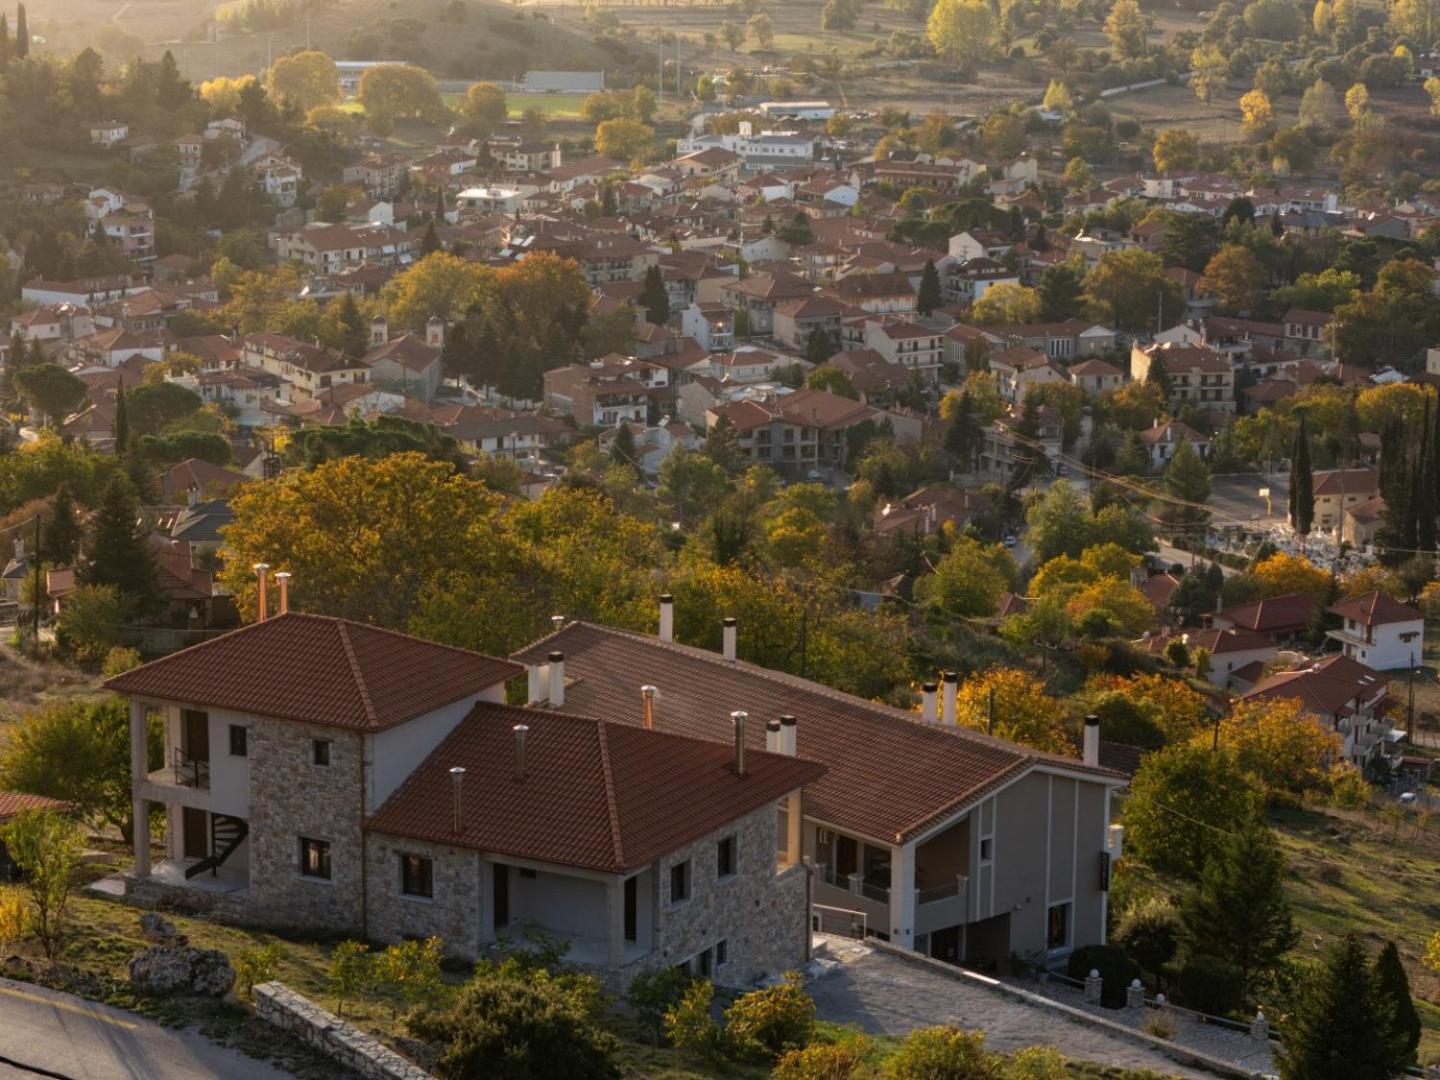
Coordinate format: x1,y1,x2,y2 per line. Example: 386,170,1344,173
129,700,151,876
606,876,626,968
1084,968,1102,1005
889,841,916,949
1250,1010,1268,1042
785,791,802,867
1125,978,1145,1010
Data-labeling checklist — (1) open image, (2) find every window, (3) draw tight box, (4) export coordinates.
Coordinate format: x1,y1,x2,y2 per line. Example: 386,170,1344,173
300,837,331,880
313,739,331,767
400,854,433,898
229,725,248,757
715,939,728,967
1047,902,1070,950
980,837,993,863
670,860,691,904
717,836,737,879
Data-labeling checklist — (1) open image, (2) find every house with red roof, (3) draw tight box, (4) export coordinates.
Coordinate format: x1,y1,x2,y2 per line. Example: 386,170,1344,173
1210,593,1318,644
1326,591,1424,671
1238,653,1390,764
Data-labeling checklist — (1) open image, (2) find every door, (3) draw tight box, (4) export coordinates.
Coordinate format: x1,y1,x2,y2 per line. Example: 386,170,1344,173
930,926,960,963
182,807,209,860
492,864,510,930
835,835,858,879
183,710,210,762
624,876,637,942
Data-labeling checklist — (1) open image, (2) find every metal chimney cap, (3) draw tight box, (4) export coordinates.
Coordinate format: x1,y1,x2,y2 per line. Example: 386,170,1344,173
941,670,958,683
730,710,748,721
252,562,270,572
922,681,939,692
551,614,565,628
513,724,530,733
779,714,797,726
722,616,737,627
640,684,657,697
449,766,466,776
547,650,564,662
1083,713,1100,726
274,570,292,580
659,593,674,603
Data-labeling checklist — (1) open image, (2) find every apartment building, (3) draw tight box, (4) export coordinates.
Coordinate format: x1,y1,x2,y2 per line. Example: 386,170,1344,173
862,317,944,383
706,389,918,471
1310,468,1379,535
544,356,668,427
274,224,416,274
1129,343,1235,413
241,333,371,404
342,154,411,198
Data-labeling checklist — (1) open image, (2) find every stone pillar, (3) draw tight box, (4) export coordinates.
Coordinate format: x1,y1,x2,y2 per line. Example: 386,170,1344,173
889,841,916,950
1250,1010,1268,1042
1125,978,1145,1010
606,876,625,968
1084,968,1102,1005
129,700,151,876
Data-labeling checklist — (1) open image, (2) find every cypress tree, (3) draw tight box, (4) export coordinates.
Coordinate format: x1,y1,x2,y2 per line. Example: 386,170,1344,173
113,379,129,456
639,264,669,326
917,258,942,316
14,3,26,58
1378,418,1414,562
609,423,638,470
44,483,82,567
1373,940,1421,1063
419,220,442,257
0,15,10,65
804,326,835,366
434,187,445,221
1180,823,1298,1002
1419,399,1437,553
1289,412,1313,538
79,474,159,614
1277,934,1409,1080
440,320,472,385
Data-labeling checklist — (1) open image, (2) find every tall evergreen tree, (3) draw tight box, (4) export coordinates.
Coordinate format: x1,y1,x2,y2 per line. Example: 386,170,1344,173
1373,940,1421,1063
1277,934,1409,1080
1419,399,1437,553
1180,823,1298,1001
1289,412,1313,539
14,3,26,58
113,379,129,456
419,220,442,257
917,258,942,316
335,291,367,358
0,14,10,64
609,423,638,470
804,326,836,366
1378,418,1415,562
43,483,82,567
79,475,158,614
434,187,446,221
639,264,670,326
440,320,473,385
1162,439,1212,534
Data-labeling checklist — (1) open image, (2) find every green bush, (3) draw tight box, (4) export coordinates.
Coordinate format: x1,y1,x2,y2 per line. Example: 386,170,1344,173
1178,954,1244,1016
1067,944,1141,1008
665,979,727,1064
234,942,284,999
723,971,815,1061
1112,896,1181,975
773,1037,868,1079
887,1026,1002,1078
409,969,620,1079
627,966,696,1044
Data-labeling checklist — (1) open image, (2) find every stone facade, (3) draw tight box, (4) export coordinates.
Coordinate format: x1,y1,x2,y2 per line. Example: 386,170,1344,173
652,802,809,990
253,982,432,1080
364,835,483,957
246,717,365,933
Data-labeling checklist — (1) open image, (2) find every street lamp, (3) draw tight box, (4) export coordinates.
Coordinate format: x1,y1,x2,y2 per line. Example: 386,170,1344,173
1258,487,1271,517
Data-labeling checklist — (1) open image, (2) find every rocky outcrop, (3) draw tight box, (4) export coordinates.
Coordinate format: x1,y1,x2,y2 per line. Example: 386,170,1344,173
128,943,235,997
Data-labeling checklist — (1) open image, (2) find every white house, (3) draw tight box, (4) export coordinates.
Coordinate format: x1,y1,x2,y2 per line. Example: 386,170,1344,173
1326,591,1425,672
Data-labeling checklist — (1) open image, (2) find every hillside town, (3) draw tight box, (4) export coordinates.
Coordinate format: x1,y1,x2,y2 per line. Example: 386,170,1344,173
7,0,1440,1075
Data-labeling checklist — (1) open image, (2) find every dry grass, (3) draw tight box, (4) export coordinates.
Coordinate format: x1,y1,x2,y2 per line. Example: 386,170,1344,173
0,642,99,727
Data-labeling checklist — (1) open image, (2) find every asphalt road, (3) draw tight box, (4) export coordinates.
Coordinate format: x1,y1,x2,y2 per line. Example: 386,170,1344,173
0,978,295,1080
1208,472,1287,530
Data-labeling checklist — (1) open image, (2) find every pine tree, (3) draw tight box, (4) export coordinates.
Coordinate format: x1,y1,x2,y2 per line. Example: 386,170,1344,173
44,483,82,567
639,264,670,326
1181,823,1298,1001
440,320,473,385
1277,934,1409,1080
1290,412,1313,538
1378,418,1415,563
419,220,442,257
434,187,446,221
0,14,10,65
1373,940,1420,1063
1162,439,1212,534
609,423,638,470
1419,398,1437,553
804,326,835,366
336,291,366,358
14,3,26,58
79,474,159,614
917,258,942,316
601,182,617,217
113,379,129,456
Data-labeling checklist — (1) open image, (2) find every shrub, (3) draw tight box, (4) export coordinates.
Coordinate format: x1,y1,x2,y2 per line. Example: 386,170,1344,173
328,940,375,1018
773,1037,868,1079
724,971,816,1061
0,886,27,949
1067,944,1141,1008
1112,896,1182,975
1178,955,1244,1016
1143,1011,1178,1039
888,1026,1002,1078
1006,1045,1067,1078
666,979,727,1064
410,969,621,1079
376,936,445,1017
100,646,142,677
234,942,284,999
627,966,696,1044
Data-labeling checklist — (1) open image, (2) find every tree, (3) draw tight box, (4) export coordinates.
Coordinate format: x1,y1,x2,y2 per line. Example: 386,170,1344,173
124,382,202,437
1105,0,1149,58
1038,263,1085,319
658,449,730,522
266,50,340,112
55,584,129,665
917,259,942,316
13,365,87,427
0,810,82,960
889,1027,1001,1078
1245,0,1305,36
358,64,445,124
595,118,655,164
461,81,508,133
113,379,130,455
1344,81,1369,122
1084,249,1183,333
916,538,1015,618
775,211,814,246
1374,940,1421,1064
971,283,1042,326
926,0,999,69
721,20,744,50
1216,697,1341,800
44,484,82,566
1299,78,1342,130
1201,245,1265,312
1290,413,1313,539
1190,44,1228,105
1181,822,1297,1002
380,253,492,329
419,220,442,258
1161,440,1211,536
1124,744,1259,879
746,12,774,46
639,265,670,326
804,366,857,399
14,3,26,58
79,475,158,613
1062,157,1094,193
1240,89,1275,139
1427,77,1440,118
954,668,1074,755
1025,479,1092,561
1278,934,1410,1080
1042,79,1074,114
1252,551,1331,602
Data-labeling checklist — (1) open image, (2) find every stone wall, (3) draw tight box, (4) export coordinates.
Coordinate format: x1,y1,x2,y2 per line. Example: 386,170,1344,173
652,802,809,990
246,718,364,933
364,834,483,957
252,982,432,1080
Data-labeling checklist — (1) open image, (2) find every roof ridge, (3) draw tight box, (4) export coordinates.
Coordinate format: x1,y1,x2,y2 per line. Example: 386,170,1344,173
596,722,626,870
336,621,378,725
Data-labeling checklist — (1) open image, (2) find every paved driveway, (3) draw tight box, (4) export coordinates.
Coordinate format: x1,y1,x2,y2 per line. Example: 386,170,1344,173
808,939,1219,1078
0,977,297,1079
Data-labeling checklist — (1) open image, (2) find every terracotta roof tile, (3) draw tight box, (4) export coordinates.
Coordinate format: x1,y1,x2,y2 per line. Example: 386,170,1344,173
103,613,522,730
0,791,71,820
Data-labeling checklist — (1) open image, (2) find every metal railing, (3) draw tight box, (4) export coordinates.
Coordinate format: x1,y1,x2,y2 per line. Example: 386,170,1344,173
916,876,968,906
814,863,891,905
812,904,867,940
173,748,211,789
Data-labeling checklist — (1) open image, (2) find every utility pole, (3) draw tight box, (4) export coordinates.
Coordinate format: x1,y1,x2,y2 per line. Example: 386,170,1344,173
1409,651,1417,743
31,515,40,653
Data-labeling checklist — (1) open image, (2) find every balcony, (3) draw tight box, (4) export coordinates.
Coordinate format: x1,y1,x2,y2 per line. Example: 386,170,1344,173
171,748,211,789
915,875,969,935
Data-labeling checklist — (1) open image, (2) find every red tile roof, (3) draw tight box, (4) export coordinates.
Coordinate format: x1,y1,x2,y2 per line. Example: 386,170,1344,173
104,613,521,730
512,623,1122,844
367,702,823,872
1328,590,1420,627
0,791,71,821
1215,594,1317,634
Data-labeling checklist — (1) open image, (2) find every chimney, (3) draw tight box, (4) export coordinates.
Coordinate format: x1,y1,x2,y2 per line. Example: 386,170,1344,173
370,315,388,346
731,710,747,776
1083,714,1100,768
426,316,444,349
941,670,958,725
449,766,465,831
274,571,291,614
12,537,22,561
641,684,657,730
921,681,938,724
551,614,565,632
765,718,782,752
779,714,797,756
512,724,529,781
253,563,270,621
547,651,565,707
659,593,674,643
722,617,737,662
186,484,200,508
